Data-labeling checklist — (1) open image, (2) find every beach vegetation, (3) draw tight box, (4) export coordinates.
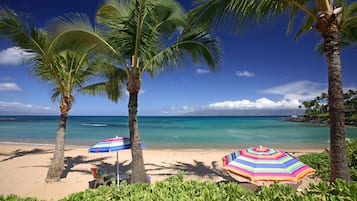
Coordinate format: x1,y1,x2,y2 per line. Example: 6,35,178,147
47,0,221,184
2,173,357,200
299,138,357,181
298,152,331,181
347,138,357,181
57,174,357,201
298,90,357,126
189,0,357,182
0,7,126,182
0,194,41,201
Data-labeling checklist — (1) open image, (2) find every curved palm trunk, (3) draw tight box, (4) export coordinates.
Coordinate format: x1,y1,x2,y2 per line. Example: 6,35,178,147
127,75,150,184
320,17,351,181
45,112,67,182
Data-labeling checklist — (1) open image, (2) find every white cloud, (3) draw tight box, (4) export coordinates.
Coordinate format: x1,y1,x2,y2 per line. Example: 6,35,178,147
196,68,210,74
0,101,54,114
261,80,326,101
0,47,36,66
236,70,255,77
0,82,22,91
208,98,300,110
158,80,356,115
161,98,301,115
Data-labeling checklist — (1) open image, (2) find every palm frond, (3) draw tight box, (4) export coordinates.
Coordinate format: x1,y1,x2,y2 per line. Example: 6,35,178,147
47,13,125,64
0,6,47,56
96,0,130,28
51,88,61,102
189,0,256,32
145,26,221,74
339,1,357,44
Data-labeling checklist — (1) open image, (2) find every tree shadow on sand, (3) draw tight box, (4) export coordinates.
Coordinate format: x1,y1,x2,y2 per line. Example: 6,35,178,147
0,148,52,162
146,159,235,182
60,155,132,179
145,159,258,190
84,159,132,189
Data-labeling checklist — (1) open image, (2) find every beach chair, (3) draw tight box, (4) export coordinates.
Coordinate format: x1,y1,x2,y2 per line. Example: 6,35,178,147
90,168,115,188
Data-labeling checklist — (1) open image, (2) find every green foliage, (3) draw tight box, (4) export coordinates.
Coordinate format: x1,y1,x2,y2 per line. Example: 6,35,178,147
3,173,357,201
298,152,330,181
304,179,357,200
346,114,357,124
347,139,357,181
255,182,297,201
0,194,41,201
298,138,357,181
58,173,357,201
300,90,357,125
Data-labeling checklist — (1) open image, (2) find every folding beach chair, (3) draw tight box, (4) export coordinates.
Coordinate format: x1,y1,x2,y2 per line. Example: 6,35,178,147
90,167,115,188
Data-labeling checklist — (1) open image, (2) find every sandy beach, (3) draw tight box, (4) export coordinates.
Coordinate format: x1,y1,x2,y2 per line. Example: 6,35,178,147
0,144,322,201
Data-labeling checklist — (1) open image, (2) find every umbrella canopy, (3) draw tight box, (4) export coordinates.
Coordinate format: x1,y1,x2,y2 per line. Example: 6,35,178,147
89,136,131,186
89,136,131,153
222,146,315,184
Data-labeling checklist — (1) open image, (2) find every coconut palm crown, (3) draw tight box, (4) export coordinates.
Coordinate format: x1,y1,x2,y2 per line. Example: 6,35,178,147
48,0,222,183
0,6,126,182
190,0,356,181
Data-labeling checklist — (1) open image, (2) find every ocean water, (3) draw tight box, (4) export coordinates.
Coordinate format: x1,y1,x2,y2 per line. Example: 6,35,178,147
1,116,357,149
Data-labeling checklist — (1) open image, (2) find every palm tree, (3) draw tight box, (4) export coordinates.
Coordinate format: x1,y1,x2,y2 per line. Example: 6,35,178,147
190,0,356,181
0,6,124,182
48,0,221,183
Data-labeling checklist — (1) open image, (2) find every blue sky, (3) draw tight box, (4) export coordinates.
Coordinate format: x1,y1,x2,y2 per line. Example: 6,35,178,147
0,0,356,116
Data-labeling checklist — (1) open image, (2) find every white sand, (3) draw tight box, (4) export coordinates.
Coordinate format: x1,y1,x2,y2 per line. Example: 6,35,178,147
0,144,321,201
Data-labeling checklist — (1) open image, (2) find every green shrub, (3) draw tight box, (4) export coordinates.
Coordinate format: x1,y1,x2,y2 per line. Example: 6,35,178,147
298,152,330,181
298,138,357,182
255,182,298,201
0,194,41,201
61,173,254,201
4,173,357,201
304,179,357,200
347,138,357,181
346,114,357,122
60,175,357,201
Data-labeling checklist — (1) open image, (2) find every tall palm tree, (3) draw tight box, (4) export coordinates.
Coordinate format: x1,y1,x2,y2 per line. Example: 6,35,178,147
0,6,124,182
49,0,221,183
190,0,356,181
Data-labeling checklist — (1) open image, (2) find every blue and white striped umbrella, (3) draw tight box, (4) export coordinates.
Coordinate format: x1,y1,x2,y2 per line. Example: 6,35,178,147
89,136,131,186
89,136,131,153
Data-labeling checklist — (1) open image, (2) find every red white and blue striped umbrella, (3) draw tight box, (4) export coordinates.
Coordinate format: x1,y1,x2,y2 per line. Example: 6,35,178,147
222,146,315,184
89,136,131,186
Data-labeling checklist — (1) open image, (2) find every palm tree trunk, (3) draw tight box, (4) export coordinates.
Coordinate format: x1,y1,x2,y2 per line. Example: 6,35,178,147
45,112,67,182
128,91,150,183
323,21,351,182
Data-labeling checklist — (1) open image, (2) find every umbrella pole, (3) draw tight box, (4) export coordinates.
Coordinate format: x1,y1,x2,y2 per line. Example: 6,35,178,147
117,151,119,187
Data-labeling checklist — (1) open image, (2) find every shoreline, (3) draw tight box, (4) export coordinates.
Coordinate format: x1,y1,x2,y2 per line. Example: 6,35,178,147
285,116,357,127
0,143,323,200
0,140,329,150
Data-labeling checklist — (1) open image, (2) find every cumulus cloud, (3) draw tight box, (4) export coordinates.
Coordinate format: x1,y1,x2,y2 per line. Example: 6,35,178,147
196,68,210,74
236,70,255,78
261,80,326,101
0,101,54,114
208,98,300,110
160,80,325,114
0,47,36,66
0,82,21,91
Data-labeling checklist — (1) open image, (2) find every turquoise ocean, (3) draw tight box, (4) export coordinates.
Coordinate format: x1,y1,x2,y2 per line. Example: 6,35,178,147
1,116,357,149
